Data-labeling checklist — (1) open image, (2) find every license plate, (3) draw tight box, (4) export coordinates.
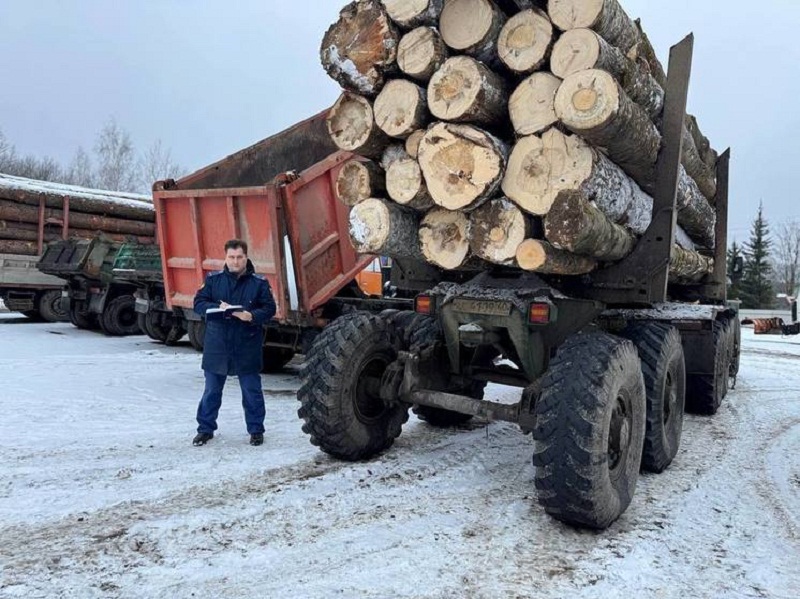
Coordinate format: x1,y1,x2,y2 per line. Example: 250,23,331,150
452,299,512,316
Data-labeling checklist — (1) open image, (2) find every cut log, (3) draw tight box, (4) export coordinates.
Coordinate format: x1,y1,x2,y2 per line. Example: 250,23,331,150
427,56,508,127
631,19,666,87
0,221,155,245
320,0,400,96
469,198,538,265
374,79,430,139
677,166,716,248
548,0,639,54
681,127,718,201
550,28,664,119
516,239,597,274
386,157,435,210
439,0,507,65
0,200,155,237
417,122,508,212
349,197,425,260
397,26,450,82
335,159,386,207
554,68,660,190
419,208,471,269
686,114,718,172
544,190,635,261
497,8,554,75
405,129,425,158
670,246,714,284
0,239,39,255
380,144,409,170
508,72,561,136
381,0,444,29
327,93,389,159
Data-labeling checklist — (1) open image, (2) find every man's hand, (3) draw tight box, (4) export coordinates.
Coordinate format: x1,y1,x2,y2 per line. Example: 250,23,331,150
220,301,231,310
232,310,253,323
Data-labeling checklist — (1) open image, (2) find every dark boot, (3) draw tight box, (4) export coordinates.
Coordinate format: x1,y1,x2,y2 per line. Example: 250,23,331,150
250,433,264,446
193,432,214,446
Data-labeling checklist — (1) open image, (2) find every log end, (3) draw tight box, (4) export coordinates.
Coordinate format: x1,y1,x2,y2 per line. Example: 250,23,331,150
508,72,561,137
497,9,553,74
420,207,471,270
550,28,601,79
327,93,377,153
547,0,604,32
554,68,621,133
349,197,391,253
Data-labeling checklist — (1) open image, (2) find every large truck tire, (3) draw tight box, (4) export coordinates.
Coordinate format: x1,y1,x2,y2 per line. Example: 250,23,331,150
686,321,727,415
532,332,646,529
138,311,172,343
100,295,141,336
622,323,686,473
297,312,409,461
726,314,741,378
37,290,69,323
186,320,206,352
69,301,96,330
261,346,295,373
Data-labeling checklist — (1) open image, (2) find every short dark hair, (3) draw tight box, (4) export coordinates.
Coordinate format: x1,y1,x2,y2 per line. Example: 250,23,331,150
224,239,248,254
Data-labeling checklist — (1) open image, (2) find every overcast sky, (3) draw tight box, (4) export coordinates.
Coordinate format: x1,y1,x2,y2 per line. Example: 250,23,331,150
2,1,799,241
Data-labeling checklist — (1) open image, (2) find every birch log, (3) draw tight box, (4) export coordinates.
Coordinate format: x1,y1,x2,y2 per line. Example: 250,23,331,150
516,239,597,274
327,93,389,159
677,166,716,248
397,27,449,82
439,0,507,65
320,0,400,96
386,157,435,210
381,0,444,29
508,72,561,136
427,56,508,127
497,8,554,75
469,198,538,265
419,208,471,269
687,114,719,172
405,129,425,158
374,79,430,139
548,0,640,54
349,198,425,260
670,246,714,284
335,159,385,207
418,122,508,212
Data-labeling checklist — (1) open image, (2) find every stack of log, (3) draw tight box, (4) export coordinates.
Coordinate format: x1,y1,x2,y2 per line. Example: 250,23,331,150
322,0,718,283
0,174,155,256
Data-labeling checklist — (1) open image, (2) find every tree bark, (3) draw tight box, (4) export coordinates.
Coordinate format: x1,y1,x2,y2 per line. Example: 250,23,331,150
497,8,554,75
677,166,716,249
405,129,425,159
681,127,717,201
686,114,719,172
418,122,508,212
0,200,156,237
516,238,597,274
327,93,390,159
427,56,508,127
508,72,561,136
555,68,660,191
386,157,435,210
320,0,400,96
440,0,507,65
397,26,449,82
419,207,472,269
349,197,425,260
381,0,444,29
374,79,430,139
469,197,539,265
0,239,39,256
335,159,386,207
670,245,714,284
631,19,666,87
380,144,409,170
548,0,639,54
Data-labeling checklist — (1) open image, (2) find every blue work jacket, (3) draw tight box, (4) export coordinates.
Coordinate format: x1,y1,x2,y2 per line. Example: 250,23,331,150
193,260,277,375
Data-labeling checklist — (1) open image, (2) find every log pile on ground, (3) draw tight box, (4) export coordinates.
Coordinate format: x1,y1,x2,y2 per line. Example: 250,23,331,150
323,0,719,285
0,174,156,256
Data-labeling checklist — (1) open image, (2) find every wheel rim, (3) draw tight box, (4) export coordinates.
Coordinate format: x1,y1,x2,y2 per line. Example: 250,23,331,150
354,354,391,423
119,305,138,328
609,394,632,474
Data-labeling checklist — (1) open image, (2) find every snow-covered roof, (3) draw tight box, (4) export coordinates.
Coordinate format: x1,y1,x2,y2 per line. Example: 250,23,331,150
0,173,153,209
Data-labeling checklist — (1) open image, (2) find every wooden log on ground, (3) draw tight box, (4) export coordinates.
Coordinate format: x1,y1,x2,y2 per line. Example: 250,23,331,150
508,72,561,136
0,200,155,237
327,93,389,159
427,56,508,127
381,0,444,29
419,208,471,269
548,0,639,54
335,159,386,207
550,28,663,119
405,130,425,158
374,79,430,139
440,0,507,65
670,246,714,284
320,0,400,96
555,68,660,190
516,239,597,274
349,198,425,260
470,197,539,265
418,122,508,212
497,8,554,75
397,27,449,82
0,239,39,255
386,157,435,210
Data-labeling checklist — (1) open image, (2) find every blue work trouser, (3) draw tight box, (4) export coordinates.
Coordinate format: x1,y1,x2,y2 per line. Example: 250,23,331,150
196,371,265,435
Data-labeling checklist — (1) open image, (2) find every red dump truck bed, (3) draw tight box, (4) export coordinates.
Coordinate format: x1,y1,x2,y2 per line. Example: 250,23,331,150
153,111,373,326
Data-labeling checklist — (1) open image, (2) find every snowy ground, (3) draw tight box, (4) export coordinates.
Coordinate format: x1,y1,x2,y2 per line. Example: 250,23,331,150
0,314,799,599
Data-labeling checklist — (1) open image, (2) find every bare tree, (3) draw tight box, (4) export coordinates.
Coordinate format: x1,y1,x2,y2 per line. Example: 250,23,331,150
774,221,800,297
94,119,138,192
139,139,185,192
0,128,13,171
64,147,96,188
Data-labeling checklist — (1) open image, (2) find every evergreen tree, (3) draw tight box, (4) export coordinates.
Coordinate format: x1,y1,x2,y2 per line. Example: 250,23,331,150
740,204,775,309
727,241,743,299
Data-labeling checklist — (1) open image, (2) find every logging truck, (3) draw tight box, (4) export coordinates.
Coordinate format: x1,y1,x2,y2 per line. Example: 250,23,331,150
297,0,739,529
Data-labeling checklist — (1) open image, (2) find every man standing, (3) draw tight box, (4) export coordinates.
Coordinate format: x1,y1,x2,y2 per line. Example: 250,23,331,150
192,239,276,446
